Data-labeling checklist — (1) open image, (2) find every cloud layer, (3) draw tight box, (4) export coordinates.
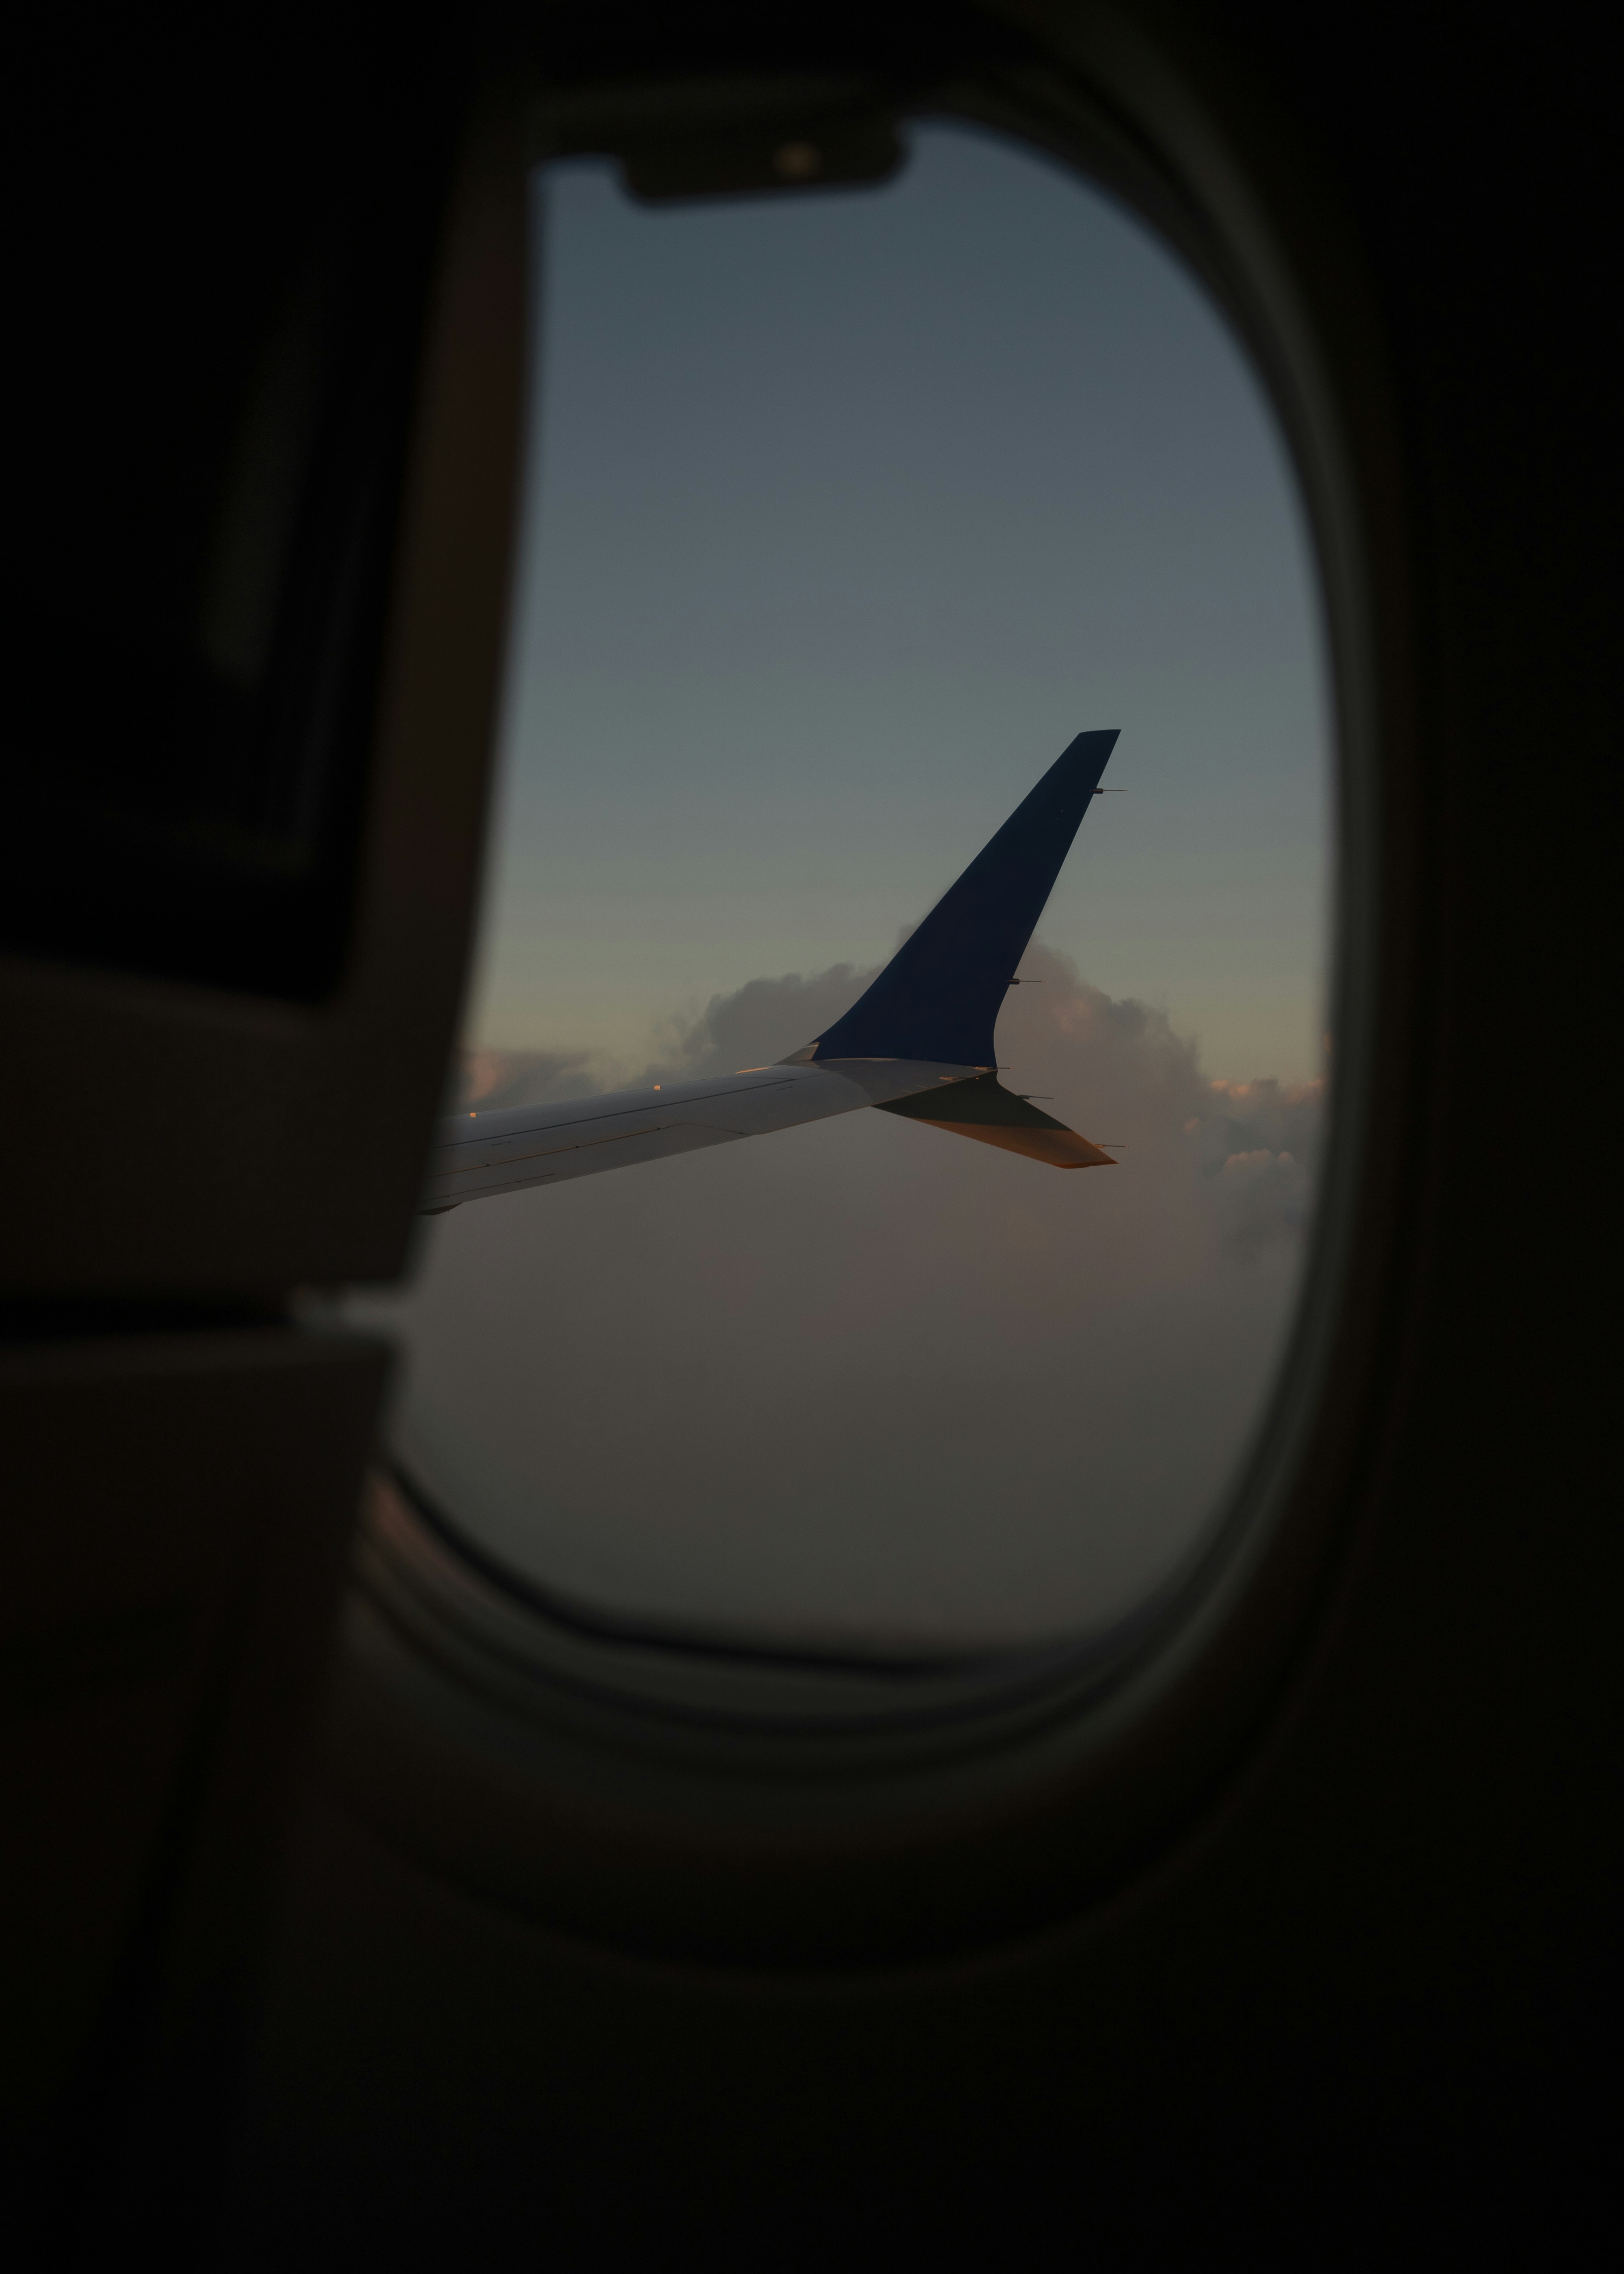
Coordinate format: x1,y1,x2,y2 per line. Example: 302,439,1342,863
370,946,1324,1650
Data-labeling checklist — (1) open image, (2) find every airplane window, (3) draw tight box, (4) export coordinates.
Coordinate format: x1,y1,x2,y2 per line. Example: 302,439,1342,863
345,123,1330,1655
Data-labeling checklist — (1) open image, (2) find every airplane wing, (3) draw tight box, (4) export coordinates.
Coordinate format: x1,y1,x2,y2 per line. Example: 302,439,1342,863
421,1058,985,1211
422,730,1119,1212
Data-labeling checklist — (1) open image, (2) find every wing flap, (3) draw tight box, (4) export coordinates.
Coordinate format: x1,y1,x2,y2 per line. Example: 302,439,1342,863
876,1074,1116,1169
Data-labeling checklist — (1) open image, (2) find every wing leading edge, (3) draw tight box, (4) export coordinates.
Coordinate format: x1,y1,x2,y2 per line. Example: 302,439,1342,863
422,732,1119,1212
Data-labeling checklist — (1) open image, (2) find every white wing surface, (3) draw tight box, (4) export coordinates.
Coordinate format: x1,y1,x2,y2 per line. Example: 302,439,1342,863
422,1060,989,1211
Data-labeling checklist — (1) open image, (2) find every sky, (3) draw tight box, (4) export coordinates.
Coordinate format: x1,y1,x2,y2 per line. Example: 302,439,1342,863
348,124,1332,1651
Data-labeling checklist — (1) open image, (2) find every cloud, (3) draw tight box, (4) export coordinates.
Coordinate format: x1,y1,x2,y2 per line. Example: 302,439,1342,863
643,962,875,1082
378,945,1326,1651
456,1046,602,1111
456,940,1324,1262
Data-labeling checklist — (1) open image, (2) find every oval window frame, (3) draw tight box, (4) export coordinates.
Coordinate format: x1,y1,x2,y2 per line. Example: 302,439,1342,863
324,19,1416,1969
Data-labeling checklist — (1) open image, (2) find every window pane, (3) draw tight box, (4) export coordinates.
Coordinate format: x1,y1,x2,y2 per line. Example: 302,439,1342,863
347,123,1330,1653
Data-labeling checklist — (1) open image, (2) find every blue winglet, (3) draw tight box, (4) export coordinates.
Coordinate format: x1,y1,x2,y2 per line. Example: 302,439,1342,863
809,730,1119,1067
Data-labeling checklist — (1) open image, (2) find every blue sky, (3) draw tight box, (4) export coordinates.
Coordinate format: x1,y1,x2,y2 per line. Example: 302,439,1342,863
462,122,1329,1089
